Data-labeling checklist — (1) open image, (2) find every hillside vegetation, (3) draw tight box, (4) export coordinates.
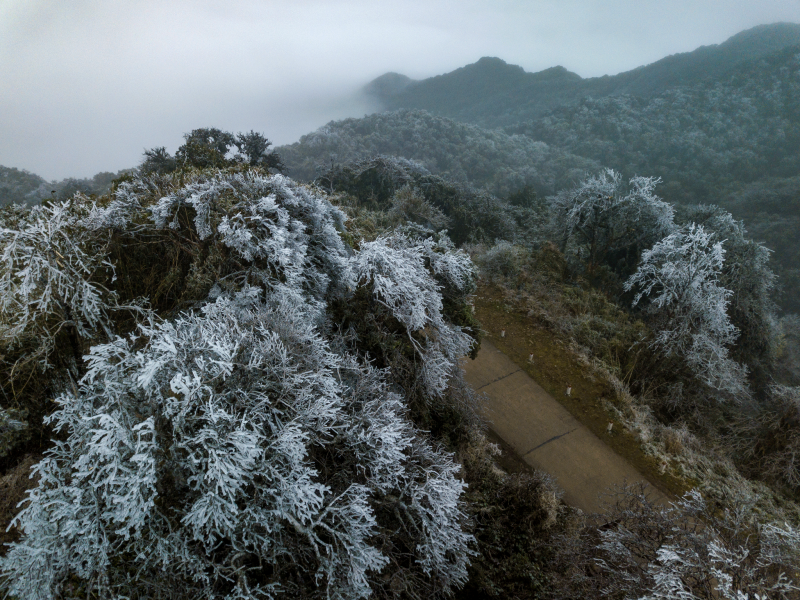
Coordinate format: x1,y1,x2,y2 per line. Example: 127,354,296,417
2,23,800,598
0,165,128,206
279,110,598,198
288,24,800,312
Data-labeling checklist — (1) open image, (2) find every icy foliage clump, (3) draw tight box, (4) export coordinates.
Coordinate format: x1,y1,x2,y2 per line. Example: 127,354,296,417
0,169,476,599
353,232,475,397
549,168,675,272
147,171,352,307
625,224,748,398
595,488,800,599
0,198,126,363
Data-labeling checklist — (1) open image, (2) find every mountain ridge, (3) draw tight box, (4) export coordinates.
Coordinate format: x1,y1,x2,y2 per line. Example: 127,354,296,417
366,22,800,127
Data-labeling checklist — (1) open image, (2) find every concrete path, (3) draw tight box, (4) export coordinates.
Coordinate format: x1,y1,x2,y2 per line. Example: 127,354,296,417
463,339,669,514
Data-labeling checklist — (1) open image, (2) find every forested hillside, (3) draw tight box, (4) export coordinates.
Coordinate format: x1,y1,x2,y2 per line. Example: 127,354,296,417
0,167,47,206
2,124,800,598
285,23,800,311
279,110,598,197
506,43,800,204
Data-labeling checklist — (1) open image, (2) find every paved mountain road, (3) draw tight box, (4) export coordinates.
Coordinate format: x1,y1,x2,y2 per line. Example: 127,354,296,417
463,339,670,514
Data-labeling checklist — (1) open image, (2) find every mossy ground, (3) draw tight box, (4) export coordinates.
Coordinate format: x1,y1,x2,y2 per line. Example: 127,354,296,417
472,282,693,501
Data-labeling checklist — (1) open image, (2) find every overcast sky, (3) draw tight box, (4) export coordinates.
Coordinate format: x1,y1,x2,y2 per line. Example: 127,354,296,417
2,0,800,180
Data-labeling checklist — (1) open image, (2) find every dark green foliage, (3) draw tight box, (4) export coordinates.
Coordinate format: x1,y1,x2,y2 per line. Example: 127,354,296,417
175,127,236,169
139,146,177,175
506,185,541,209
0,166,47,206
235,130,285,171
51,178,93,201
0,165,131,206
318,156,538,245
458,445,558,599
141,128,284,176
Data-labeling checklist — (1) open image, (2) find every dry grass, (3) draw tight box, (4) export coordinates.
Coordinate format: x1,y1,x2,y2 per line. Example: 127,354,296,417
473,282,693,500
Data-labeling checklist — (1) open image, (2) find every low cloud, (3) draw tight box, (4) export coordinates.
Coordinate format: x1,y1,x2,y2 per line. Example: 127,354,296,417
2,0,799,179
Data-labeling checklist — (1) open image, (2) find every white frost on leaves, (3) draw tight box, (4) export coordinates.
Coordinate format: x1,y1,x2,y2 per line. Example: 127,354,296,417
353,233,474,396
1,168,476,599
550,168,675,266
625,224,748,397
416,233,476,296
596,489,800,600
147,171,352,306
0,199,119,360
2,287,474,599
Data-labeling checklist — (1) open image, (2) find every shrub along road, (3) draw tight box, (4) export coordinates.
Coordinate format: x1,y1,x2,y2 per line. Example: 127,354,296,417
463,339,670,514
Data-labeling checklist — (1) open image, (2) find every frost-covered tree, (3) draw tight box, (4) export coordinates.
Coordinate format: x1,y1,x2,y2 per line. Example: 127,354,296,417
679,205,777,383
624,224,748,397
176,128,237,170
235,130,284,172
549,169,675,276
0,167,477,599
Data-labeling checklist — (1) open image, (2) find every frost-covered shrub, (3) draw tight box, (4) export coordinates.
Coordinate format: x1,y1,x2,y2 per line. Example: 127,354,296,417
593,486,799,600
387,185,450,231
144,171,352,309
737,385,800,492
353,233,475,398
1,287,474,598
474,241,528,282
548,484,800,600
0,198,123,364
0,168,478,599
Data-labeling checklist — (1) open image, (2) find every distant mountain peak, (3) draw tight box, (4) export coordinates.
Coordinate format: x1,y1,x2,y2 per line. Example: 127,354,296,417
472,56,517,69
722,22,800,47
363,72,415,101
533,65,583,81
